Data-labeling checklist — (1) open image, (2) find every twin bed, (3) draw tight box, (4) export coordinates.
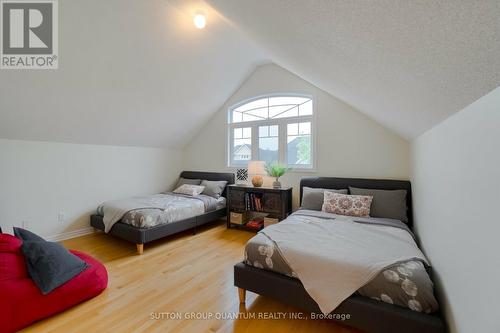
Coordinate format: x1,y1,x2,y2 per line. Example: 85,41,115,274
235,177,445,333
90,171,235,254
91,173,444,333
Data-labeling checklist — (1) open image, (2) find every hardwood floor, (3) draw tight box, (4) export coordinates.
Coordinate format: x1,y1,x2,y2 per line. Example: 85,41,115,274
21,220,360,333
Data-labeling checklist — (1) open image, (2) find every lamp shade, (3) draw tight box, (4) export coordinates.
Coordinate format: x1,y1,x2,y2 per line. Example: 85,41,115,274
247,161,266,175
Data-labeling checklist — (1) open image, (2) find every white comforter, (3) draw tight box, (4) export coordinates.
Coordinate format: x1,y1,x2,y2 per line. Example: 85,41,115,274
260,210,428,314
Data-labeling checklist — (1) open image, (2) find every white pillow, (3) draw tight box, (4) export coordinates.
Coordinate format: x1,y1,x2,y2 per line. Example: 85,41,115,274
173,184,205,196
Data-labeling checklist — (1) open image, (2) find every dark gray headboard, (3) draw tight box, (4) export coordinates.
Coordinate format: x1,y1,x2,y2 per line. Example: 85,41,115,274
180,171,235,198
300,177,413,228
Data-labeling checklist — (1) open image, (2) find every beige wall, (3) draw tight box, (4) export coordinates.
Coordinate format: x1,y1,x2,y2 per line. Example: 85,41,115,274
183,64,410,207
411,87,500,333
0,139,182,240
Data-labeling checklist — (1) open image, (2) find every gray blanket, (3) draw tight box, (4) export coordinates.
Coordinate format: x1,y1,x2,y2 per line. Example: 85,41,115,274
97,192,218,232
260,210,429,314
245,233,438,313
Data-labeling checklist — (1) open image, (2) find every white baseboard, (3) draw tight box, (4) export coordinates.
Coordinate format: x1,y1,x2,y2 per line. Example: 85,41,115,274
46,227,95,242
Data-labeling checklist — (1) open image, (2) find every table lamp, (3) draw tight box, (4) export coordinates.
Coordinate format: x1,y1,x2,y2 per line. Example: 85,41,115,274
248,161,266,187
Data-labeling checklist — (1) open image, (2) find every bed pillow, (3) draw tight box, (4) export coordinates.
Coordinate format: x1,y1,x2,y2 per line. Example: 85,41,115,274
13,227,88,295
173,184,205,196
174,177,202,189
349,187,408,223
322,191,373,217
200,180,227,199
301,187,348,211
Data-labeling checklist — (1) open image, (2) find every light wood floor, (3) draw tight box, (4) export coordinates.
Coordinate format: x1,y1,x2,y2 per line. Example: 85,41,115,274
21,220,361,333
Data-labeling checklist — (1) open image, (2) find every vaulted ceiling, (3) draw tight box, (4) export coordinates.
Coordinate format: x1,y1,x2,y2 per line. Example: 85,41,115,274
1,0,499,147
0,0,268,148
209,0,500,139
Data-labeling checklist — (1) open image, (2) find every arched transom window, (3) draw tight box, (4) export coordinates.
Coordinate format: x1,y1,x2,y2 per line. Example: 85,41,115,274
227,94,314,169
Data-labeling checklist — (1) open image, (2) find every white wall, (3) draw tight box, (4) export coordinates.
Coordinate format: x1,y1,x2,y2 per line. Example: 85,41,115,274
183,64,410,207
0,139,182,240
411,87,500,333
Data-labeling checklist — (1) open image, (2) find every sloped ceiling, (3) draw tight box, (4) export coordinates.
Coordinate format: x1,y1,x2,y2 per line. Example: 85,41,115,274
1,1,499,148
0,0,268,148
209,0,500,139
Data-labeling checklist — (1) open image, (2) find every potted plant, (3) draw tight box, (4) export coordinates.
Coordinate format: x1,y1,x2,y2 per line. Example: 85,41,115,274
265,162,291,189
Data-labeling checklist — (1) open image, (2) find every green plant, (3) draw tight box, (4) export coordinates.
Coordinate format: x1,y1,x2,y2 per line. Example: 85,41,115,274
265,162,291,181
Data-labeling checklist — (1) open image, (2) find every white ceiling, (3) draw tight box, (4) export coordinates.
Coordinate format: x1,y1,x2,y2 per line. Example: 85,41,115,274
0,0,268,148
1,0,499,147
209,0,500,139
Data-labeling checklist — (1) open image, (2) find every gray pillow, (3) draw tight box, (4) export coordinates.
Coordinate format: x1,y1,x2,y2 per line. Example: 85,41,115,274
174,177,202,189
349,187,408,222
301,187,348,211
14,227,88,295
13,227,44,241
200,180,228,199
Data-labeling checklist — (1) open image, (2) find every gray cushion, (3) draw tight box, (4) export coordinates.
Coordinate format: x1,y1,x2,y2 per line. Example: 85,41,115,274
200,180,228,199
349,187,408,222
14,227,88,295
301,187,348,211
13,227,44,241
174,177,202,189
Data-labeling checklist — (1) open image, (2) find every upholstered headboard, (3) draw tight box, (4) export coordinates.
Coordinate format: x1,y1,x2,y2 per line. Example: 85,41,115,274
179,171,235,198
300,177,413,228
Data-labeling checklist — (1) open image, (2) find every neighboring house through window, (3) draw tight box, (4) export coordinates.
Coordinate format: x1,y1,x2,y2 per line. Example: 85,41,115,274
227,94,314,169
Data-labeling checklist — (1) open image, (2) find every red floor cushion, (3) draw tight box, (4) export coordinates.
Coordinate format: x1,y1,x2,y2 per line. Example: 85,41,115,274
0,235,28,281
0,236,108,333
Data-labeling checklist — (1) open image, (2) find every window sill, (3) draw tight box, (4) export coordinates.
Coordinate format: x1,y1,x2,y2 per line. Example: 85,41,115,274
289,167,316,173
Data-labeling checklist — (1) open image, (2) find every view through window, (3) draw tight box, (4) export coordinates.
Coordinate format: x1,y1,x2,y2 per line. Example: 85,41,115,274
228,95,314,169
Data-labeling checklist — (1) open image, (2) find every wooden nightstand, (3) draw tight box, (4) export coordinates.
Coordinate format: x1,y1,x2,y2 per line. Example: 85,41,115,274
226,185,293,232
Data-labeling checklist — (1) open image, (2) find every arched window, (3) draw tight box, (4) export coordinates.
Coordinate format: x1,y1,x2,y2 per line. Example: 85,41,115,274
227,94,314,169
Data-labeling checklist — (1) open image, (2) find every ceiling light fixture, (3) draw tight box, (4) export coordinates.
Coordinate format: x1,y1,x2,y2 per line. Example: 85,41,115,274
193,13,206,29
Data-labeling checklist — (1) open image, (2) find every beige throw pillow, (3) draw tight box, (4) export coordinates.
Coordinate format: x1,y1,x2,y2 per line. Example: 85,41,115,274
173,184,205,196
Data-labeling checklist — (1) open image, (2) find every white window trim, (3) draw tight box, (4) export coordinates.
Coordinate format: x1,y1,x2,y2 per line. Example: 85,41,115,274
226,93,316,171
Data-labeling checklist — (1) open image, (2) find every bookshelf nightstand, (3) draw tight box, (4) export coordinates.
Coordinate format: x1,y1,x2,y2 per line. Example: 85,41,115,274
226,184,293,232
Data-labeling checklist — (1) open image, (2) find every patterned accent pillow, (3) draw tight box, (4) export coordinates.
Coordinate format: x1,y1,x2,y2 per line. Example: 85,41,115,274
322,191,373,217
173,184,205,196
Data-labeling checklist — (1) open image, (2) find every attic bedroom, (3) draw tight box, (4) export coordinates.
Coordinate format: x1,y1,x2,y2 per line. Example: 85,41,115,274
0,1,498,333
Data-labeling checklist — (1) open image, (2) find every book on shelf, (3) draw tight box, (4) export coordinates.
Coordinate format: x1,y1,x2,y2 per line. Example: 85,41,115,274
244,193,264,212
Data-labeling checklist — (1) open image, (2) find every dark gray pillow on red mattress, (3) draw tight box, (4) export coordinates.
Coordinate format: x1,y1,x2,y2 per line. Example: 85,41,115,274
13,227,88,295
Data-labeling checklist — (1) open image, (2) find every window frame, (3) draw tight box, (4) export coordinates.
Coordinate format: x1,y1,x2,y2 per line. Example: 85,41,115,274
226,93,316,171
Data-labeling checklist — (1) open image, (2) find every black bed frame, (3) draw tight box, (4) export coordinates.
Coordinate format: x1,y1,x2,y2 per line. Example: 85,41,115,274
90,171,235,254
234,176,446,333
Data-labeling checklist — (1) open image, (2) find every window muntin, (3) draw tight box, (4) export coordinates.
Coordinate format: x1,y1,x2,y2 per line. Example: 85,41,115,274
232,127,252,163
228,95,314,169
287,122,311,166
258,125,279,164
231,96,312,123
